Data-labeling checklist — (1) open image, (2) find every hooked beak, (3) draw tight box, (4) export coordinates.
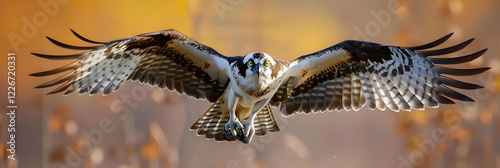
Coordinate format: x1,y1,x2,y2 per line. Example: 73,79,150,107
251,65,259,77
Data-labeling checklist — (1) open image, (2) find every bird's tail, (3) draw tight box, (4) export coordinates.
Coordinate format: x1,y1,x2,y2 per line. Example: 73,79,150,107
190,96,280,142
189,96,235,141
253,104,280,136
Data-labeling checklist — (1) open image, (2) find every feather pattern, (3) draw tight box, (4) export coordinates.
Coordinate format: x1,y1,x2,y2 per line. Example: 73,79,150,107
189,97,279,141
189,96,236,141
273,33,489,116
31,29,231,102
253,104,280,136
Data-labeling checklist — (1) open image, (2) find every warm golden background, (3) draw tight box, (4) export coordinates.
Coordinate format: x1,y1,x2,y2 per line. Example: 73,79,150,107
1,0,500,167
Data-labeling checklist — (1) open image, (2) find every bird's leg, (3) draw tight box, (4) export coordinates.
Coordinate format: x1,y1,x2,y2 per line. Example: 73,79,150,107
224,94,242,138
240,99,268,143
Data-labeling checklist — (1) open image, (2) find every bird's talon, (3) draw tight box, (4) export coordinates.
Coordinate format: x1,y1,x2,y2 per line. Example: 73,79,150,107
225,130,234,139
225,118,242,138
241,120,253,136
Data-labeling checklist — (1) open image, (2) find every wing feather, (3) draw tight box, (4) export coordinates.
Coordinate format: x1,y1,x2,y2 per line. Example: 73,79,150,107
350,72,362,110
272,33,489,116
342,74,352,111
360,72,376,110
32,29,231,102
70,29,107,44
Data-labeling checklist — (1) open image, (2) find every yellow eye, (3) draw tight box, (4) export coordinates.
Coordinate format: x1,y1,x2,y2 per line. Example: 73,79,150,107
264,60,270,67
248,60,254,67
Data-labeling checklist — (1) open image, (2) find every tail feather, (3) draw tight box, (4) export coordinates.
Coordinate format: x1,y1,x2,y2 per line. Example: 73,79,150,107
254,104,280,136
190,97,236,141
190,98,280,142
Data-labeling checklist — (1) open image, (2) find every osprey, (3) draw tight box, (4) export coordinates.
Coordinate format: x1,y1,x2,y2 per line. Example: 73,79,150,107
32,29,489,143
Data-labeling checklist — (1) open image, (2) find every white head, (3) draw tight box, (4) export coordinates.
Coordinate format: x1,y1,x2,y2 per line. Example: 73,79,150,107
233,52,276,91
243,52,275,76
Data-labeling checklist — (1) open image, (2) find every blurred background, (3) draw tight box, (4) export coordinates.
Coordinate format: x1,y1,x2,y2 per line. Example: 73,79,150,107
1,0,499,167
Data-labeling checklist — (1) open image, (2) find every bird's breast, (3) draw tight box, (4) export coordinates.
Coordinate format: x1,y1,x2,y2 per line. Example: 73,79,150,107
245,86,272,97
232,75,277,98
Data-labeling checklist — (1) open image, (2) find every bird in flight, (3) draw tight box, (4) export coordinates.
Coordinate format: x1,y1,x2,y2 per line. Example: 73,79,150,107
32,29,489,143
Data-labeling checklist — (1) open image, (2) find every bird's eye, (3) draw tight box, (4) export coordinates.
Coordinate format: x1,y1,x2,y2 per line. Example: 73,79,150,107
264,60,270,67
248,60,254,67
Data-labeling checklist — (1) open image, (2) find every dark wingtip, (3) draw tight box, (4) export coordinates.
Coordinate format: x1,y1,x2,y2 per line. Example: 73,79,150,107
30,62,78,77
30,72,45,77
35,85,47,88
482,67,492,72
439,86,477,102
45,82,72,95
32,52,51,59
436,95,456,104
439,76,485,90
407,33,454,50
70,29,107,44
46,36,99,50
464,98,475,102
29,70,42,76
46,36,56,43
436,67,491,76
430,48,488,65
32,52,83,60
420,38,475,56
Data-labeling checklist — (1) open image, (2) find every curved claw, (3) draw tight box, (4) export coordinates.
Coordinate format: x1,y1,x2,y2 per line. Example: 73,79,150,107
241,128,254,143
242,120,253,137
225,121,234,136
235,121,245,141
225,118,255,143
225,119,242,137
241,120,255,143
225,130,234,139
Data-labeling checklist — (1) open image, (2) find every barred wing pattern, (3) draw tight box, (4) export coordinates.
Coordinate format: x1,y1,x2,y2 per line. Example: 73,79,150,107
272,33,489,116
31,29,231,102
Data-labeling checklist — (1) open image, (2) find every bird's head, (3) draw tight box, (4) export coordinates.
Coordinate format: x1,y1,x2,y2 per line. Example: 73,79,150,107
242,52,275,79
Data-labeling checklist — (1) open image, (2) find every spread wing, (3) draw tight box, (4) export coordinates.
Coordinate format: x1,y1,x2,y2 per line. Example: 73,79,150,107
31,29,233,102
271,33,490,116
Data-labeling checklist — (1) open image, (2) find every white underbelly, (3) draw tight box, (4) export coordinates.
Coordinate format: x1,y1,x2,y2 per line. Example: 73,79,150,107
228,82,279,108
226,67,286,108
